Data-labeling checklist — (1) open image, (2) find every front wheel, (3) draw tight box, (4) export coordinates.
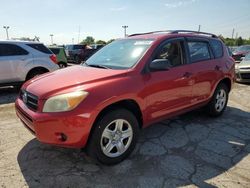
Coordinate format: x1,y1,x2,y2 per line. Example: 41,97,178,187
206,83,229,117
87,109,139,165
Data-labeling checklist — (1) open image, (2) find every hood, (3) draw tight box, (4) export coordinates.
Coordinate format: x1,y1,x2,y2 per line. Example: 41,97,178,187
233,51,248,56
237,60,250,68
24,65,128,99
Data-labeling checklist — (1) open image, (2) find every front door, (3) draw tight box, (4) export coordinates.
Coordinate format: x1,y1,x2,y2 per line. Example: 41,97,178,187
143,38,195,123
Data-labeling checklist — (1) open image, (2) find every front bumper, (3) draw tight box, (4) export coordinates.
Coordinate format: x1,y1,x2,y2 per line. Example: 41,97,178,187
15,98,97,148
235,69,250,83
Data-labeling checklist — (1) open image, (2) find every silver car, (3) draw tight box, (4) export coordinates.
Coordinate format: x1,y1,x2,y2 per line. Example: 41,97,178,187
235,52,250,83
0,40,59,87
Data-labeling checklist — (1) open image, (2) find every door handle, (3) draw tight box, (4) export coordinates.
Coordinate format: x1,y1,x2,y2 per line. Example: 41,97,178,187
183,72,192,78
215,65,221,71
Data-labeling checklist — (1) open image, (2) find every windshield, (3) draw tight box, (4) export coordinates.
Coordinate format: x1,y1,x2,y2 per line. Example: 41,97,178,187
244,53,250,60
84,39,154,69
235,45,250,52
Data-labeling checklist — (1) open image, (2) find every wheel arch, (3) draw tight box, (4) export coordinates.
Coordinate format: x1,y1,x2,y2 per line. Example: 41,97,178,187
85,99,143,148
25,67,49,81
217,77,232,92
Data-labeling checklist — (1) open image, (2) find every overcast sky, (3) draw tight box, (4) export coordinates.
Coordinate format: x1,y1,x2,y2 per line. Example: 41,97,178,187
0,0,249,45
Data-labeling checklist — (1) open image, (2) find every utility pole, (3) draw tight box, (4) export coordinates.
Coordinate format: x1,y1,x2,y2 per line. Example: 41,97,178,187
3,26,10,40
50,34,54,45
198,25,201,32
232,28,235,39
72,38,74,44
122,25,128,37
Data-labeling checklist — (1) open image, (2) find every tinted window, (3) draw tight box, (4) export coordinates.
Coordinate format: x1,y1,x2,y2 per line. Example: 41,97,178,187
49,48,60,55
188,41,211,62
154,41,185,67
0,43,29,56
73,45,84,50
210,39,223,58
26,44,52,54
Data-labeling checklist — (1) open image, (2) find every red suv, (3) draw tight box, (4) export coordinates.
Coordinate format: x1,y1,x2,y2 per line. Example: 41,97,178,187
15,30,235,164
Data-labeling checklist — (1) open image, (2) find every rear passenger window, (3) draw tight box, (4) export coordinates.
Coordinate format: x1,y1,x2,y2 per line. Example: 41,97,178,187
210,39,223,58
0,44,29,56
187,41,211,63
26,44,52,54
49,48,60,55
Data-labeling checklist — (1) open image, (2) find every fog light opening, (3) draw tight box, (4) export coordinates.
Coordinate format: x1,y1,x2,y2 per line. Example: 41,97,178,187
61,133,67,142
56,133,67,142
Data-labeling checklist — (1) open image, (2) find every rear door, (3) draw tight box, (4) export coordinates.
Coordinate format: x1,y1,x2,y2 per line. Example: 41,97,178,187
0,43,30,83
186,38,222,103
144,38,195,122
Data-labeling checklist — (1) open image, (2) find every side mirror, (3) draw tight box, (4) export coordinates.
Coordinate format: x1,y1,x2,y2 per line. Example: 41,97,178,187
149,59,172,71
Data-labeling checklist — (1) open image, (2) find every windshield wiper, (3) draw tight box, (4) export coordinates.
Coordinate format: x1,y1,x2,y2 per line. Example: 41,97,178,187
85,63,111,69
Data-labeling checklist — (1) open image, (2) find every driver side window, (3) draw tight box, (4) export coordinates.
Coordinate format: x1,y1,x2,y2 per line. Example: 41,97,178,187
154,41,185,67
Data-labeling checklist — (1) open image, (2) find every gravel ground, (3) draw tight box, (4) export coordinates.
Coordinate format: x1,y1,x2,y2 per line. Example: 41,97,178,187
0,83,250,188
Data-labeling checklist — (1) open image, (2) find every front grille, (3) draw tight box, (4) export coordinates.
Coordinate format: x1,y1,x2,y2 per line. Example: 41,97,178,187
20,90,38,111
241,73,250,79
239,67,250,70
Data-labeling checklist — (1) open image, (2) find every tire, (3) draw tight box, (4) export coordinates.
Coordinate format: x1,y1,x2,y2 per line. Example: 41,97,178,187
74,55,81,64
206,83,229,117
87,108,139,165
26,69,46,81
58,62,67,68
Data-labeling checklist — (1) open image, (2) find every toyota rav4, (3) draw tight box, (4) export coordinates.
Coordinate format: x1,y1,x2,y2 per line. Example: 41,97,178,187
15,30,235,165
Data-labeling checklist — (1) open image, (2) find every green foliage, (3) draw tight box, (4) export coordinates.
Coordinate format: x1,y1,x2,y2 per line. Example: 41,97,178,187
81,36,95,45
107,39,115,44
96,40,106,45
236,37,244,46
223,36,250,46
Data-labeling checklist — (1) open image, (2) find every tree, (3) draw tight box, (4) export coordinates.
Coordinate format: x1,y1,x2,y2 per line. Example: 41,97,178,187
96,40,106,45
107,39,115,44
81,36,95,45
236,37,244,46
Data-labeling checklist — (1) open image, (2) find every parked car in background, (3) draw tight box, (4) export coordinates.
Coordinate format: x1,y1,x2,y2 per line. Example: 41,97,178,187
65,44,85,63
228,46,238,53
78,46,99,63
48,46,68,68
0,40,59,87
89,44,105,50
235,52,250,82
16,30,234,165
232,45,250,63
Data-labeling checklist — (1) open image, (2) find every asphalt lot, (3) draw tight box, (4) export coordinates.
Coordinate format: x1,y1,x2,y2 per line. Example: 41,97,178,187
0,83,250,188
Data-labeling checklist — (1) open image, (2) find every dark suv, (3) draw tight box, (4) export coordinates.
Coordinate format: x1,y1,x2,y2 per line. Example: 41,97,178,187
65,44,85,63
16,30,235,165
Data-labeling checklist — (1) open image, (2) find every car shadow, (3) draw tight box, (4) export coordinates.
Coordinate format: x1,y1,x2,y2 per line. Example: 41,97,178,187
0,87,19,105
17,106,250,187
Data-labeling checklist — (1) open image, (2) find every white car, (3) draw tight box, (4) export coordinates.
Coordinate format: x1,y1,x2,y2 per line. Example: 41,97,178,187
0,40,59,87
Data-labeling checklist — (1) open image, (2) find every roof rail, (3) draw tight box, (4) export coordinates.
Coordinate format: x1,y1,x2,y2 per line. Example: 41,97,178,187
128,30,218,38
128,30,171,37
170,30,218,38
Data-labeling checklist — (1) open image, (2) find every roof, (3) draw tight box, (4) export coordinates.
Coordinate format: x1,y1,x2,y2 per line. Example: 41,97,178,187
0,40,42,44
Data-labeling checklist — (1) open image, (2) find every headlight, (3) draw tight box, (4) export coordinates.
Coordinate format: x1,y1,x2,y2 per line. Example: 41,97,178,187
43,91,88,112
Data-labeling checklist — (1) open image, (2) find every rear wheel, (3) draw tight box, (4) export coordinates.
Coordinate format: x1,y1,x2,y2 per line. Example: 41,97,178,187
206,83,229,117
58,62,67,68
87,109,139,165
74,55,81,64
